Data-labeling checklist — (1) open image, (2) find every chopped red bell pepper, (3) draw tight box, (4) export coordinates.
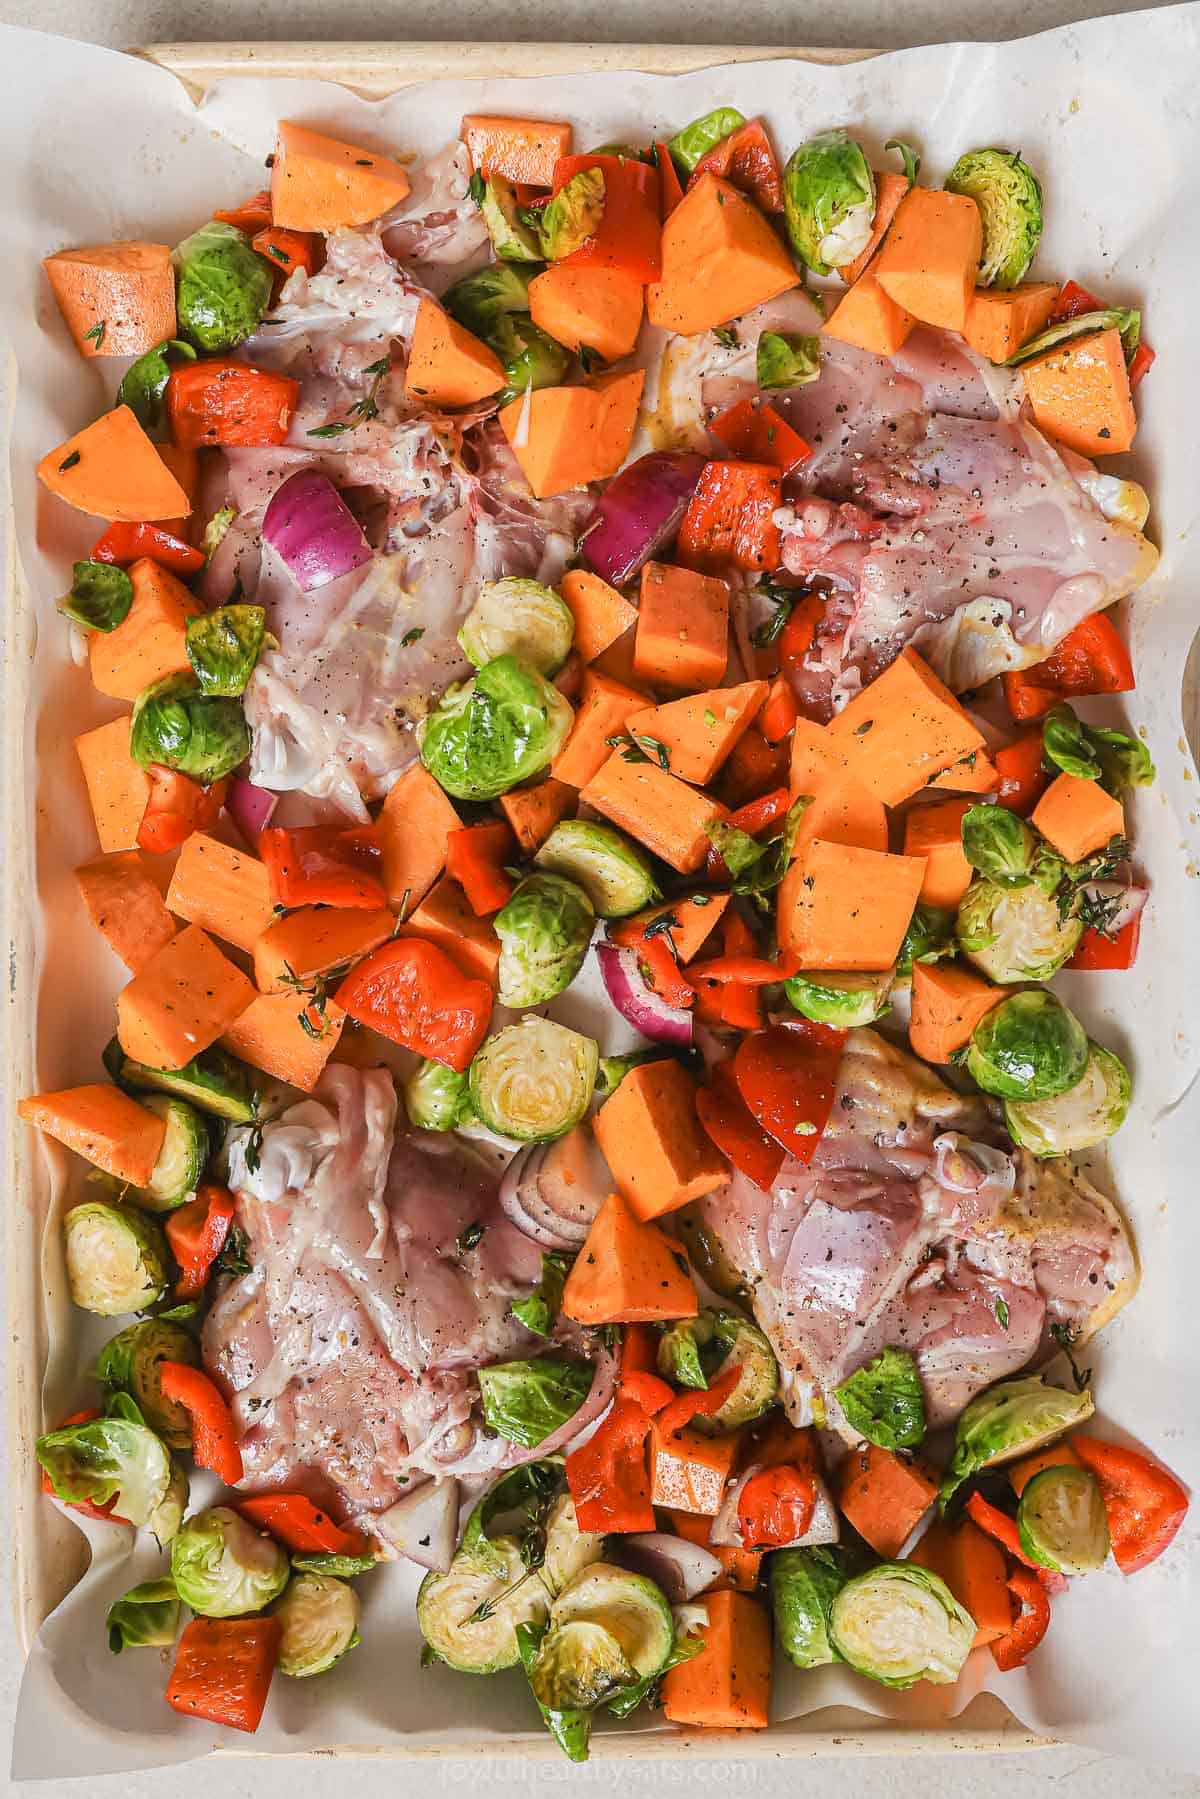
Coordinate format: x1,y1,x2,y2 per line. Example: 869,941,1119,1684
1071,1436,1189,1574
213,190,273,232
620,1371,675,1415
690,118,783,213
166,1184,237,1300
160,1362,244,1486
166,359,300,450
1002,613,1135,721
656,1364,742,1438
337,936,493,1071
720,909,757,959
251,225,321,278
445,821,518,916
237,1493,370,1556
617,1329,674,1414
259,824,387,909
167,1616,282,1733
965,1490,1067,1594
710,398,812,477
716,727,790,807
40,1410,128,1523
551,153,662,282
696,1062,785,1192
705,785,791,880
757,674,799,743
993,731,1050,815
90,521,204,576
566,1398,656,1533
653,141,685,218
137,767,228,855
1050,279,1103,321
694,981,762,1032
990,1568,1051,1671
733,1020,845,1164
679,460,782,574
1127,342,1155,388
1068,913,1142,971
689,954,797,987
638,932,696,1011
778,591,825,673
737,1464,816,1549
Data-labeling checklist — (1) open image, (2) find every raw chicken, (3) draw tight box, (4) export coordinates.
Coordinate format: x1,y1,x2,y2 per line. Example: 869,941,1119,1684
691,1028,1137,1436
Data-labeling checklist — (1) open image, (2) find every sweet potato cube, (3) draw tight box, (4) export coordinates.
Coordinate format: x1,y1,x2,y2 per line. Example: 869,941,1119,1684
834,1443,940,1558
377,762,461,911
399,876,500,986
529,264,645,363
38,405,192,522
652,1426,742,1516
580,753,725,874
166,834,277,953
908,961,1004,1063
1021,326,1137,457
873,186,983,332
627,681,767,786
593,1059,728,1221
254,907,395,995
778,840,926,971
837,170,910,285
117,924,256,1071
791,777,888,859
1031,771,1125,863
271,121,412,231
822,267,915,357
903,797,974,909
500,777,578,853
88,557,201,701
910,1518,1013,1648
927,749,1000,795
964,282,1058,364
647,175,797,336
221,991,347,1093
75,853,176,972
562,1192,699,1324
559,569,638,665
827,648,986,806
633,561,730,692
460,114,573,187
498,370,644,498
44,241,176,358
661,1589,772,1728
552,669,649,789
18,1083,166,1187
74,715,151,854
404,299,504,408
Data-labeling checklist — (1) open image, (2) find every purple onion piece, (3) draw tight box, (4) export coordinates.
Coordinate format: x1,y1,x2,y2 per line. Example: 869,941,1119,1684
374,1476,460,1573
227,775,278,843
596,941,694,1048
262,468,372,594
581,451,708,586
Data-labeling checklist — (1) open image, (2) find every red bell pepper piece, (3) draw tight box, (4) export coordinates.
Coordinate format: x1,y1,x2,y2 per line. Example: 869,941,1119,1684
638,932,696,1011
965,1490,1067,1593
1002,613,1135,721
620,1371,675,1415
1068,913,1142,971
337,937,493,1072
691,117,783,213
737,1464,816,1549
653,141,684,218
445,822,518,916
705,786,791,881
757,675,799,743
779,591,825,672
167,1616,282,1733
1071,1436,1189,1574
166,1184,237,1300
137,767,228,855
733,1021,845,1164
90,521,204,576
160,1362,244,1486
166,359,300,450
679,460,782,575
251,225,320,278
40,1410,128,1523
720,909,757,959
259,824,387,909
213,190,273,232
717,726,790,807
990,1568,1051,1671
566,1398,656,1532
1050,279,1103,321
616,1328,674,1413
1127,342,1155,388
994,731,1050,815
656,1364,742,1438
694,982,762,1032
551,153,662,282
237,1493,370,1556
696,1062,785,1192
710,398,812,477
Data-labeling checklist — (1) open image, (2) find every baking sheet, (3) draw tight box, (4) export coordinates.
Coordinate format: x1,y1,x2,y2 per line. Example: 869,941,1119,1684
3,5,1200,1775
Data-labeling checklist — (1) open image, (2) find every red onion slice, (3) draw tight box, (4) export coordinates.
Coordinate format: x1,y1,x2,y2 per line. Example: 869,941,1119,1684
262,468,372,594
374,1475,460,1572
227,774,278,843
1077,881,1147,934
617,1532,723,1602
580,451,708,587
596,941,693,1048
500,1146,581,1252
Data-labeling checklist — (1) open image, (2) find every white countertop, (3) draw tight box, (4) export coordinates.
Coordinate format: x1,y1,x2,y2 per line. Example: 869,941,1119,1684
2,2,1193,1793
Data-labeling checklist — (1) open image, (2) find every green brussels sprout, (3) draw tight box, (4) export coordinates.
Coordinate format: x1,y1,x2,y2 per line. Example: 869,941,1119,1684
117,337,197,428
829,1563,975,1687
512,1251,572,1337
106,1035,261,1124
771,1545,856,1669
538,169,606,261
478,1357,594,1449
532,1563,674,1711
171,1505,290,1617
419,1466,558,1672
37,1411,173,1527
756,330,821,390
595,1050,669,1095
137,1095,211,1210
479,176,545,263
1005,307,1141,368
492,314,573,404
668,107,747,175
782,129,876,276
784,968,892,1028
420,655,574,802
957,879,1083,984
966,988,1089,1100
960,803,1040,886
469,1017,599,1142
186,604,267,697
444,262,536,337
541,1492,606,1598
834,1347,926,1450
174,220,273,351
1004,1041,1131,1156
96,1318,200,1449
459,578,575,675
535,820,660,918
895,904,957,982
403,1058,472,1132
130,672,250,785
272,1571,361,1677
63,1200,168,1315
495,873,595,1007
1041,703,1155,792
106,1577,180,1653
944,148,1043,288
290,1548,377,1577
655,1309,778,1432
1017,1465,1109,1575
58,561,133,632
941,1374,1095,1505
149,1462,189,1547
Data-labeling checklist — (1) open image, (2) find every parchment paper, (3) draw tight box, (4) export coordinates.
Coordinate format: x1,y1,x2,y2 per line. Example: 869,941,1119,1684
3,6,1200,1776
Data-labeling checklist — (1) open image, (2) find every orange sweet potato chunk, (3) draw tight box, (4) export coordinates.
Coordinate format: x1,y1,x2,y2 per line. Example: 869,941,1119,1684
580,753,725,874
460,114,572,187
778,840,926,971
377,762,462,911
75,853,176,972
404,299,505,409
43,241,176,358
633,561,730,692
271,121,412,230
822,267,915,356
74,715,151,854
873,187,983,332
593,1060,728,1222
117,924,256,1071
647,175,797,336
166,834,278,954
221,991,347,1093
18,1083,166,1186
39,406,192,522
498,370,644,498
528,264,645,363
1021,327,1137,458
964,282,1058,363
88,557,201,701
560,569,638,665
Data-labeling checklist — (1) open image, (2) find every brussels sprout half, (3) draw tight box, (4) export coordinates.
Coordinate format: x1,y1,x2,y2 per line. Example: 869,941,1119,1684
941,1374,1095,1505
459,578,575,676
895,904,957,982
785,968,892,1028
171,1505,290,1617
58,561,133,632
106,1036,262,1124
469,1017,600,1142
757,331,822,391
668,107,747,175
534,820,660,919
829,1563,975,1688
478,1357,594,1449
656,1309,779,1433
1004,1042,1131,1156
532,1562,675,1710
64,1201,168,1315
538,169,606,261
541,1492,606,1597
420,655,574,802
944,148,1044,289
186,604,267,697
444,262,536,338
106,1577,181,1653
96,1317,200,1448
479,176,545,262
782,129,876,276
960,803,1040,886
1017,1465,1110,1575
174,220,273,352
130,672,251,785
403,1058,473,1132
495,873,595,1008
771,1545,856,1669
137,1095,210,1210
492,314,573,404
1042,703,1156,793
966,988,1089,1101
957,879,1083,985
833,1346,926,1451
37,1412,173,1527
272,1571,361,1677
418,1532,550,1673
